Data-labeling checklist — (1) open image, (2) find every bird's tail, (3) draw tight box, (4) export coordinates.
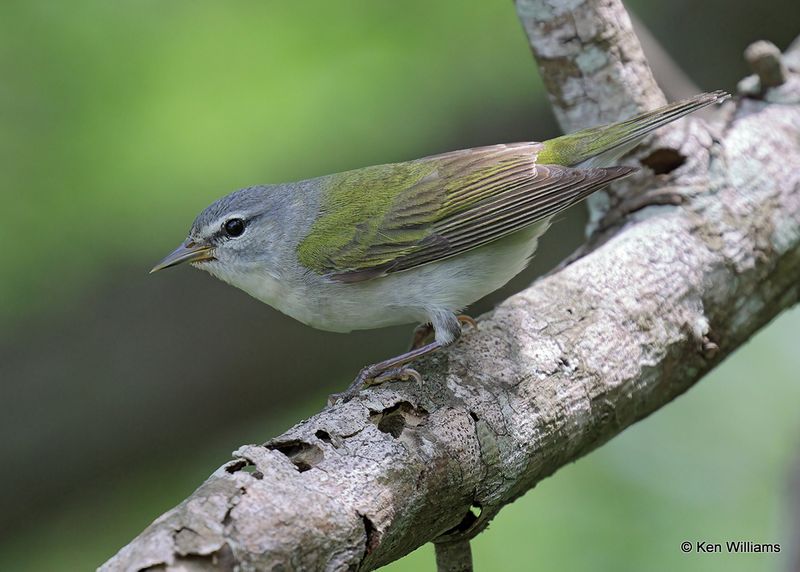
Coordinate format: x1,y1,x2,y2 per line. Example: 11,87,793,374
538,90,730,168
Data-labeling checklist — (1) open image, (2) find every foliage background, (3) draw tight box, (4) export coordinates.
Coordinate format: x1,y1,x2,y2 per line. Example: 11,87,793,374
1,0,797,570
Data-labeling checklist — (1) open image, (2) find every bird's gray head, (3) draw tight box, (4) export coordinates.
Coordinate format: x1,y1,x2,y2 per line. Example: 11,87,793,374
150,185,299,281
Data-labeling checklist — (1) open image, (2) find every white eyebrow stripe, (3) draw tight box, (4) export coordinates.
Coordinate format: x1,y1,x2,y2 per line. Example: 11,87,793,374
203,213,248,234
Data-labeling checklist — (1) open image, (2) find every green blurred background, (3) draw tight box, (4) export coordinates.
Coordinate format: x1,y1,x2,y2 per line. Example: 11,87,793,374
1,1,798,570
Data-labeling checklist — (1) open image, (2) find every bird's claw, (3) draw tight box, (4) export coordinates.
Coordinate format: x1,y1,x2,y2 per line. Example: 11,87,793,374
327,366,423,406
370,367,423,386
457,314,478,329
326,391,347,407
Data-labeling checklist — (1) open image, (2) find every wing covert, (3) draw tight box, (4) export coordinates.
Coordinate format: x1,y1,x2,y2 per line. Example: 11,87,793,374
296,143,635,282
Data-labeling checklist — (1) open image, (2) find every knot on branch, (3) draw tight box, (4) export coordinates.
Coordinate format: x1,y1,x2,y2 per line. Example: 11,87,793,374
738,39,800,102
745,40,788,89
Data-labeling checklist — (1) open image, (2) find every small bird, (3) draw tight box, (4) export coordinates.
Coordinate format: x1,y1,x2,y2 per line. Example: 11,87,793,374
152,91,728,402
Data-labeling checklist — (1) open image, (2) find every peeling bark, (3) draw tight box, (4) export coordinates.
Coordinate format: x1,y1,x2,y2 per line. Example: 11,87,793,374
101,3,800,571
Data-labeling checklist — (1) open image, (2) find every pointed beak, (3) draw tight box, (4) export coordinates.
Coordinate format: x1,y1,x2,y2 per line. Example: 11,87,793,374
150,241,215,273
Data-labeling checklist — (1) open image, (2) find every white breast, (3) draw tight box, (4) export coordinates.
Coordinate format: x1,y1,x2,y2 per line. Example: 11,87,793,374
200,221,549,333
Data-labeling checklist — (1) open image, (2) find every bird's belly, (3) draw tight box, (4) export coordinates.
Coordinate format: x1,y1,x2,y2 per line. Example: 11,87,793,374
218,222,547,333
294,222,549,332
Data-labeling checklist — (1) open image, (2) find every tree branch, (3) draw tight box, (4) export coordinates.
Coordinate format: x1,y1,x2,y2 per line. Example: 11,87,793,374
515,0,666,132
515,0,685,230
100,7,800,572
434,539,473,572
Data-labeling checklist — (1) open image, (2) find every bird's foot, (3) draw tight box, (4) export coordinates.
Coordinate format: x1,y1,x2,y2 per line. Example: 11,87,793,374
328,334,447,406
409,315,477,350
369,366,423,387
327,366,423,406
457,314,478,329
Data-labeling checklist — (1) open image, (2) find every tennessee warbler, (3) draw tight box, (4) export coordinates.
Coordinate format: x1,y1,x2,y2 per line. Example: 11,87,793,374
152,91,729,402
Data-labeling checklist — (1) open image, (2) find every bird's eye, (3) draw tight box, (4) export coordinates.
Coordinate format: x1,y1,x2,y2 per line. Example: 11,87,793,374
223,218,245,238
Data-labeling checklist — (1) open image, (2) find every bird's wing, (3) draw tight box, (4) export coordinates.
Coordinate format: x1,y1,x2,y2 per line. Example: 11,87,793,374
296,143,635,283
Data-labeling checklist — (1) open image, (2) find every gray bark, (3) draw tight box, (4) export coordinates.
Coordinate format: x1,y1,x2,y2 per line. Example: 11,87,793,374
516,0,666,131
101,1,800,570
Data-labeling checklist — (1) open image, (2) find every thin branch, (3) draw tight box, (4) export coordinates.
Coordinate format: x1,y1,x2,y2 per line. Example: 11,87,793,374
514,0,678,229
99,14,800,572
788,443,800,572
435,540,473,572
515,0,666,132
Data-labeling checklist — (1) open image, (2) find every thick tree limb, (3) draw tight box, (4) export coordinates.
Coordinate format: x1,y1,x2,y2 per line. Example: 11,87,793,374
101,5,800,572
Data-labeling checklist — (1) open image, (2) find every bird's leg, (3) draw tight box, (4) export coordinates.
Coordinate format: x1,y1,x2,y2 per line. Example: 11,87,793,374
329,311,475,405
408,315,477,350
327,341,443,405
408,322,434,351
